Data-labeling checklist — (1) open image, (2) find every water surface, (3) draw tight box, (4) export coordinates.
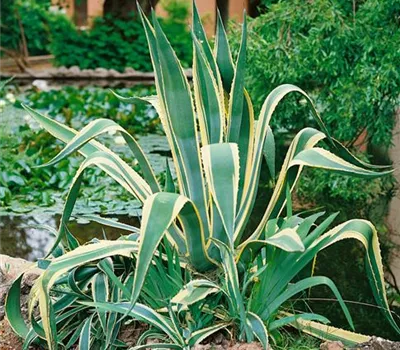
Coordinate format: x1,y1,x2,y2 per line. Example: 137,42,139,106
0,214,140,261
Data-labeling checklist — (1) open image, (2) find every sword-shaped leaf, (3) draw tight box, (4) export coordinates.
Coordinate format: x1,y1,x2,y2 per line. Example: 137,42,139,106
192,1,218,78
287,317,370,346
202,143,239,247
270,312,330,331
171,279,223,307
34,240,139,349
187,323,229,346
78,315,94,350
131,192,213,314
80,301,183,345
291,148,393,178
246,312,269,350
261,276,353,331
193,35,224,145
39,118,159,192
22,105,152,199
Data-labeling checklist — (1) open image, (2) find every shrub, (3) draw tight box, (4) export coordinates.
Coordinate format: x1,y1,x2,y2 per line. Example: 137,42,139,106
229,0,400,148
6,3,399,349
51,1,193,71
0,0,72,57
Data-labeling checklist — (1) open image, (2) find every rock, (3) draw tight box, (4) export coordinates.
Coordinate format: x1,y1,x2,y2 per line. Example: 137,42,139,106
32,79,50,91
354,336,400,350
214,332,225,344
0,255,41,321
24,68,39,77
124,67,137,74
108,68,122,77
68,65,80,75
80,69,92,77
320,341,344,350
193,342,264,350
46,68,60,77
94,67,108,77
57,66,69,76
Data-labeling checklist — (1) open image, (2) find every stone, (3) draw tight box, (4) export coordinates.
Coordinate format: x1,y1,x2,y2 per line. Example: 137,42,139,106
124,67,136,74
320,341,344,350
355,336,400,350
68,65,80,75
32,79,50,91
80,69,92,77
108,68,122,77
24,68,39,77
46,68,60,77
193,342,264,350
57,66,69,76
0,255,41,321
94,67,108,77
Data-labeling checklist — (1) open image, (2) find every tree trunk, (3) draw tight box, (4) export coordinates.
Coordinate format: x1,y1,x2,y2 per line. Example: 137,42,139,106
103,0,159,19
216,0,229,27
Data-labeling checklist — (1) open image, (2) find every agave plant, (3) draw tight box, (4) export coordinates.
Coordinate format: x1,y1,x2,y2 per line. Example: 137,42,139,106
6,2,400,349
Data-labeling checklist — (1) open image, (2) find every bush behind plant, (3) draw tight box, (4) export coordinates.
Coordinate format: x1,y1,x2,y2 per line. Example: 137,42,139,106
0,0,72,57
230,0,400,148
50,1,193,71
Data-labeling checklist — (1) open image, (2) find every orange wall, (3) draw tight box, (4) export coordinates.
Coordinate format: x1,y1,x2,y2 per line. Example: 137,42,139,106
87,0,104,20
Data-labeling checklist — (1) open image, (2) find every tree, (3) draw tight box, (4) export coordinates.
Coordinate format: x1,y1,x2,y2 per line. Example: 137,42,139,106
216,0,229,26
103,0,159,19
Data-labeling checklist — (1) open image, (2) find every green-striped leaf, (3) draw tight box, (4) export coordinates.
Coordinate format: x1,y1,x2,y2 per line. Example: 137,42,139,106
246,312,269,350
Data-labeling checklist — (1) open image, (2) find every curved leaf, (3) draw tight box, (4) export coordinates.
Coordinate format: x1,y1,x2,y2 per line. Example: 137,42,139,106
260,276,353,331
39,118,159,192
81,301,182,345
246,312,269,350
202,143,240,247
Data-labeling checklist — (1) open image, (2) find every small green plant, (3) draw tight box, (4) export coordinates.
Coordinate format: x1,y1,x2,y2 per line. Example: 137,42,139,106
6,2,399,349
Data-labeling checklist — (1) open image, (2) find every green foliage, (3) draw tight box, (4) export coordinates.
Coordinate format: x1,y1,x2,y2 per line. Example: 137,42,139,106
0,0,72,56
230,0,400,147
5,3,399,349
297,167,394,225
51,1,192,71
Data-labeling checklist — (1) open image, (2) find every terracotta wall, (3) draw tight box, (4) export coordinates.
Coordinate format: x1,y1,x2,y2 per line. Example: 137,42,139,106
87,0,104,20
53,0,248,33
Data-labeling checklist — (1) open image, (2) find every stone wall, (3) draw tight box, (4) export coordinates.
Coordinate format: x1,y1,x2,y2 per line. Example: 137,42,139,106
388,108,400,284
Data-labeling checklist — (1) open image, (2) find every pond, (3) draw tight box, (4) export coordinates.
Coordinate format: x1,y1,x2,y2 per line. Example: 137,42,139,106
0,82,174,216
0,82,164,260
0,213,140,261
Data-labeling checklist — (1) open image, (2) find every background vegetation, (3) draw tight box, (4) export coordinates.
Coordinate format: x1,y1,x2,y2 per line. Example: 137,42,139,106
1,0,192,71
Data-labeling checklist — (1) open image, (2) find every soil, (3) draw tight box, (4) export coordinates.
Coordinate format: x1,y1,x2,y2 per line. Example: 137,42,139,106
0,318,24,350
